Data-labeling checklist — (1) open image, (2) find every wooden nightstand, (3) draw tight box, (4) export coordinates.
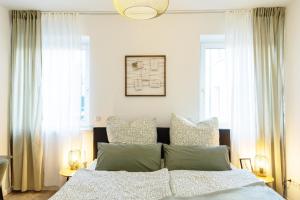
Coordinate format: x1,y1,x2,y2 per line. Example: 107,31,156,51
59,168,77,181
256,175,274,185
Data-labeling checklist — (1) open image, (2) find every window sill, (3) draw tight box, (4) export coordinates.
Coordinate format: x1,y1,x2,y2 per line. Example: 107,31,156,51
80,125,92,132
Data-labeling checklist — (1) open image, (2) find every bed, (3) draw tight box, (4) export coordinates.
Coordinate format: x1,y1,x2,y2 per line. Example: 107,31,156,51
50,127,284,200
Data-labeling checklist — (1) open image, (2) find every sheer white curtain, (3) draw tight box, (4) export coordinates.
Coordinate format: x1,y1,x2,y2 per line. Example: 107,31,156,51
41,12,82,187
225,10,257,166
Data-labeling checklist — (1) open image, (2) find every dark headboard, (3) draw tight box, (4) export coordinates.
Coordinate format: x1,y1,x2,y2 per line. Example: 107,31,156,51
93,127,231,159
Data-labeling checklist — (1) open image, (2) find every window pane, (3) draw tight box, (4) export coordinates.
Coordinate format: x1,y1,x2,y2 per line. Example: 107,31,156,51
80,37,90,128
200,43,230,128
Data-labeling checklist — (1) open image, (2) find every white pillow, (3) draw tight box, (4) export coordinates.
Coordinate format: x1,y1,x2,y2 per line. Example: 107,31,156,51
170,114,219,146
106,116,157,144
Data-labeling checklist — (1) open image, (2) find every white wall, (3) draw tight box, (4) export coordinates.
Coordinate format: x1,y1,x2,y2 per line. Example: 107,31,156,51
0,5,11,196
285,0,300,199
80,13,225,127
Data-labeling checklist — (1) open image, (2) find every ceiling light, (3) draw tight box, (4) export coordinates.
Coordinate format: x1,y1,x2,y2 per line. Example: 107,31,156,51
113,0,169,20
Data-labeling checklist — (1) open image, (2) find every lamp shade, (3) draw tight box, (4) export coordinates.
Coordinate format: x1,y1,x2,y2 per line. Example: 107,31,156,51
113,0,169,20
68,150,81,170
254,155,268,177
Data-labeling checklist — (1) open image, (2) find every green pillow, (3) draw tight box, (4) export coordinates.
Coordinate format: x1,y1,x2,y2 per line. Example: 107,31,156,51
96,143,162,172
164,145,231,171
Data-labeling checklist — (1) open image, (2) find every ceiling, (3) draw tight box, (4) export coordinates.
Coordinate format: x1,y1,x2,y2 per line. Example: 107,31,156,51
0,0,290,12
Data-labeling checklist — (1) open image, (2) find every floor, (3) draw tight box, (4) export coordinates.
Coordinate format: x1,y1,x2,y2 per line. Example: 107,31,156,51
4,191,56,200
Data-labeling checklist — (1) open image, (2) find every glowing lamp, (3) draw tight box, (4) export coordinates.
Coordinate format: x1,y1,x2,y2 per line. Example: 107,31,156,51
68,150,81,170
113,0,169,20
255,155,268,177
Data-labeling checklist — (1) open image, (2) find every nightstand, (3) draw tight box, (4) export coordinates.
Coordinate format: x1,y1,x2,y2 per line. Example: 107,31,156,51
59,168,77,181
256,175,274,185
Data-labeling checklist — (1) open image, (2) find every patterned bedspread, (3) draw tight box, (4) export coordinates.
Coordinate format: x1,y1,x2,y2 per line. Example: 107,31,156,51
50,169,171,200
50,168,284,200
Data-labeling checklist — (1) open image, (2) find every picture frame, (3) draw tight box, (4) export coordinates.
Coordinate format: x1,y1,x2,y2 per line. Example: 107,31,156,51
239,158,253,172
125,55,166,96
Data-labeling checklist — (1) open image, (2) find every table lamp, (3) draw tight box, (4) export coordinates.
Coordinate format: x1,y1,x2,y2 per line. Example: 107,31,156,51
255,155,268,177
68,150,81,170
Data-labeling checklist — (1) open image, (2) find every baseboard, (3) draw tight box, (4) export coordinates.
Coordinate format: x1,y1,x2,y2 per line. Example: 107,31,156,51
43,186,59,191
3,186,58,195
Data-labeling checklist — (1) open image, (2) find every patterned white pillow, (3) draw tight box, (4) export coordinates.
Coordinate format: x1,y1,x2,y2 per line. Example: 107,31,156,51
106,116,157,144
170,114,219,146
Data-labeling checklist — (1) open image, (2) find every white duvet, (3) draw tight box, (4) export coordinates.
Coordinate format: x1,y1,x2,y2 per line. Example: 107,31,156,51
49,166,272,200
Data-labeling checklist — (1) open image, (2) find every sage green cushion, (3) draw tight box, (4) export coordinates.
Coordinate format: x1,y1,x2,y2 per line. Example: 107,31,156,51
96,143,162,172
164,145,231,171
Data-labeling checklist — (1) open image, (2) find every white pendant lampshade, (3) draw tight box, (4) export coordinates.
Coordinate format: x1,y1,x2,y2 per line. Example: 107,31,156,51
113,0,169,20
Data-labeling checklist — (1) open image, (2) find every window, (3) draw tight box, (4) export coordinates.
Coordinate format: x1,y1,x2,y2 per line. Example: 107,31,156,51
199,35,230,128
80,36,90,129
42,35,91,132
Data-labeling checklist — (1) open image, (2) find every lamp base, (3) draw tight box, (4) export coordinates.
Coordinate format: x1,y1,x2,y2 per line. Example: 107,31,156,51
255,168,267,177
69,162,81,170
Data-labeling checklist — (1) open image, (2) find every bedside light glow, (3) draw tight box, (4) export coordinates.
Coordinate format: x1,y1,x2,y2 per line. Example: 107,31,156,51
68,150,81,170
255,155,268,177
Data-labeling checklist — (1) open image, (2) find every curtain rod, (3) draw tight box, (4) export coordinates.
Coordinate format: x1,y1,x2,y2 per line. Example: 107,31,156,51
41,9,231,15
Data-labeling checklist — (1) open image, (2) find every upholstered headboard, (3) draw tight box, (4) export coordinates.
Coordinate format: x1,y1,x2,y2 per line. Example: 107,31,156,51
93,127,231,159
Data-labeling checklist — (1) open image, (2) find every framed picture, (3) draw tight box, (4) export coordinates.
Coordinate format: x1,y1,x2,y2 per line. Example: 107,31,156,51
239,158,253,172
125,55,166,96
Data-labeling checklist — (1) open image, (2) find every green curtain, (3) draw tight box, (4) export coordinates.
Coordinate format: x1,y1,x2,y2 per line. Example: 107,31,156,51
11,10,43,191
253,7,286,195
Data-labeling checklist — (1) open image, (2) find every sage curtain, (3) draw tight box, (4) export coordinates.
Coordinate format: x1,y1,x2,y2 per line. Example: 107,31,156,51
253,7,286,195
11,10,43,191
